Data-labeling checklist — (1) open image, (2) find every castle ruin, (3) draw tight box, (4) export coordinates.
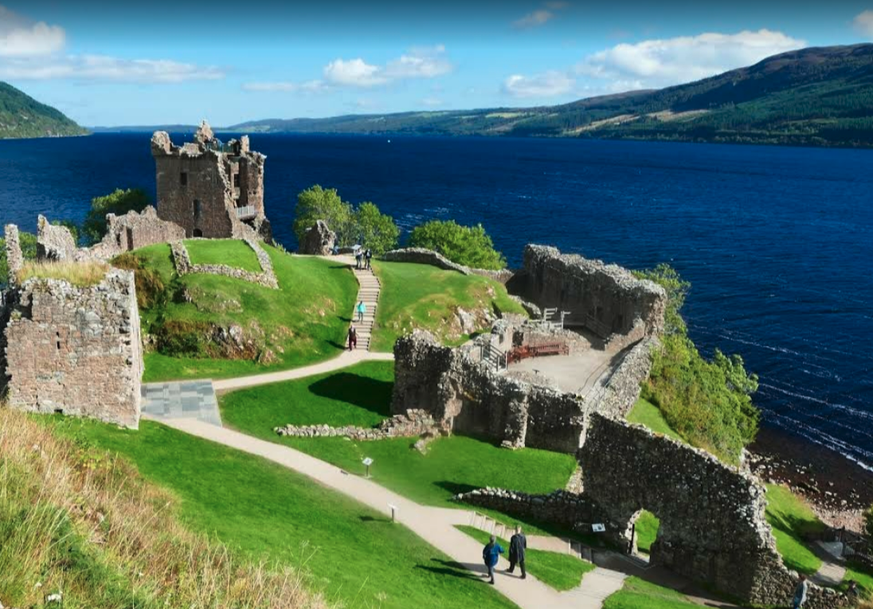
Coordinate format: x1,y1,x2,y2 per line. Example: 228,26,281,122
151,121,271,241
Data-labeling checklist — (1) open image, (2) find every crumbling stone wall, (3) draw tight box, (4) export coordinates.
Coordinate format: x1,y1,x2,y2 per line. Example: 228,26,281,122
592,338,657,420
580,414,847,607
275,409,436,441
99,206,186,255
170,239,278,289
509,245,666,345
1,269,143,428
151,121,271,241
299,220,336,255
4,224,23,286
454,488,609,533
36,215,77,261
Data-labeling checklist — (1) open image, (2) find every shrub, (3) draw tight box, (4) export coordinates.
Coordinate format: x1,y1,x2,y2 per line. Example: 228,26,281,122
111,252,167,308
407,220,506,270
0,229,37,286
17,260,109,288
153,319,211,357
636,264,760,464
83,188,151,244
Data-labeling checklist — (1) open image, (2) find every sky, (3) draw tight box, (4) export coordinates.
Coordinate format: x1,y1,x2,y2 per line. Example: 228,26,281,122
1,0,872,126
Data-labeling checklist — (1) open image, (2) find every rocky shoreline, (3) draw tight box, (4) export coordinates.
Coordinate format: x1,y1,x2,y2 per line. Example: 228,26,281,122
750,425,873,533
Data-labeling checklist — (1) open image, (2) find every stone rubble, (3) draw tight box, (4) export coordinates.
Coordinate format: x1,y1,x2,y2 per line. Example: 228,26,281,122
298,220,336,256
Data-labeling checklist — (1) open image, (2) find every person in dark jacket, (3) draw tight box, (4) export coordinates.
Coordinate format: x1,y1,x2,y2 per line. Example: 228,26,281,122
348,326,357,351
507,526,527,579
365,249,373,269
482,535,504,585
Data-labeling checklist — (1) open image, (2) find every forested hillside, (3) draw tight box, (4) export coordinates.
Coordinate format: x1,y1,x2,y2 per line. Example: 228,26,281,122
0,82,87,139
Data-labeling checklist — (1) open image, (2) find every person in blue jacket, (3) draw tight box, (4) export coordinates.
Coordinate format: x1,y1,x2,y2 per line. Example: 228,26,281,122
482,535,504,585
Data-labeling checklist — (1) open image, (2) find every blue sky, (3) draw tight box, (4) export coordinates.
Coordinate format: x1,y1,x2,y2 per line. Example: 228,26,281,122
1,0,872,126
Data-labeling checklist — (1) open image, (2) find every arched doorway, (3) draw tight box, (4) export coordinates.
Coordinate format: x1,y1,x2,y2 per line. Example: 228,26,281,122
193,228,203,237
627,509,661,562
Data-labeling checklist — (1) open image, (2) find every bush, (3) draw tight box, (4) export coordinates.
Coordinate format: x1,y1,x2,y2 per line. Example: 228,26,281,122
636,265,760,464
153,319,210,357
111,252,167,308
83,188,151,244
292,185,399,253
407,220,506,270
0,230,37,286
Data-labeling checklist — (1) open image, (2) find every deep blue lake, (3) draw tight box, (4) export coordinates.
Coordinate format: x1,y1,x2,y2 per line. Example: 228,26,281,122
1,133,871,468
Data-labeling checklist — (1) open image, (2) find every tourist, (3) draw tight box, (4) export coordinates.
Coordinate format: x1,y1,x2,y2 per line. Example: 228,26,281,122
348,326,357,351
356,300,367,323
793,575,809,609
365,248,372,270
845,580,859,602
482,535,504,585
507,526,527,579
355,249,362,269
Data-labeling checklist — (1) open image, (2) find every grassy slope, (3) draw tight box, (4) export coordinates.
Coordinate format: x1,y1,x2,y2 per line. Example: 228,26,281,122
603,577,701,609
185,238,262,273
219,362,576,508
765,484,826,575
370,261,525,352
456,526,595,592
626,398,683,442
134,243,357,382
49,418,516,609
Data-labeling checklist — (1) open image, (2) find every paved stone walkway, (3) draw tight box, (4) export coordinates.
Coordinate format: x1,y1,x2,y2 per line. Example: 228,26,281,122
151,416,626,609
141,380,221,426
811,541,847,587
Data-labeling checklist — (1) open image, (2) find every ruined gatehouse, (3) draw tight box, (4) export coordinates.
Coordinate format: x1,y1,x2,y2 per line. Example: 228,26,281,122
151,121,271,241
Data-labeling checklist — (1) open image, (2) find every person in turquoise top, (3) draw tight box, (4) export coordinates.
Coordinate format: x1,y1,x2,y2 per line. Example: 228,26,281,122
356,300,367,323
482,535,504,585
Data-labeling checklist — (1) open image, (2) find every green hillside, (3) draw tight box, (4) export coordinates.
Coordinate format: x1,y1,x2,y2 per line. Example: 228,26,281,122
0,82,88,139
228,44,873,148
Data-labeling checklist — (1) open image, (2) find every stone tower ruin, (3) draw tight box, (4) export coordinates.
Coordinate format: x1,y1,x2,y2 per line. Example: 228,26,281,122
151,121,271,241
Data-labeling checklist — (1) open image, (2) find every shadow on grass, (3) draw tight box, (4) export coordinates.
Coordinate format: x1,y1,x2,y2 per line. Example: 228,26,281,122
308,373,393,416
415,558,484,581
359,515,391,524
434,481,481,496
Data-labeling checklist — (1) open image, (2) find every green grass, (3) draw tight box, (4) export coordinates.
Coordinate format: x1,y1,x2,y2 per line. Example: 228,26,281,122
132,243,357,382
627,398,682,442
219,363,577,508
764,484,826,575
185,239,263,273
370,261,525,352
603,577,701,609
634,510,660,554
48,418,517,609
456,526,595,591
842,559,873,599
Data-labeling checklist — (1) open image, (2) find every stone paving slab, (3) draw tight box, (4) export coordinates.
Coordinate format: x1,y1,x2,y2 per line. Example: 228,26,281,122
141,380,221,426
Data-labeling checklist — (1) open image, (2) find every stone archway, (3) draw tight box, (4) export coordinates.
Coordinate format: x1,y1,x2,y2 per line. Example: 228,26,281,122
193,228,203,238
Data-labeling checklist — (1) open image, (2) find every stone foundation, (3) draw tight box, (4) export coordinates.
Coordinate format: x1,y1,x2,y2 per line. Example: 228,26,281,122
1,269,143,428
275,409,436,441
380,247,514,283
170,239,278,289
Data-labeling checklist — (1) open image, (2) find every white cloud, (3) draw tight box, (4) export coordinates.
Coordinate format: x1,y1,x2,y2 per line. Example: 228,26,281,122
513,2,570,29
854,10,873,38
420,97,444,107
503,70,574,98
576,29,805,88
0,5,223,82
245,45,452,92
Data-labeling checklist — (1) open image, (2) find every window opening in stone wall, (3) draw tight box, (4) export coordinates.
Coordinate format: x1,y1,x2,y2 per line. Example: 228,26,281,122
233,173,240,188
180,171,188,186
56,331,61,350
193,199,201,219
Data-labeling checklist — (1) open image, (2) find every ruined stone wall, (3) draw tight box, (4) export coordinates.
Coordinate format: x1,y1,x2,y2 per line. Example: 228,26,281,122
101,206,186,254
2,269,143,428
170,239,278,289
579,414,847,607
392,331,588,452
510,245,666,342
592,338,657,420
4,224,23,286
454,488,609,533
36,215,77,261
379,248,514,283
299,220,336,255
275,409,436,441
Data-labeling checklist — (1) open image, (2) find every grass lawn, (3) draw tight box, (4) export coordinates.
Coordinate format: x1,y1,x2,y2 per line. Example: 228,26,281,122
603,577,700,609
219,362,577,509
842,559,873,599
185,238,262,273
129,243,357,382
48,418,517,609
634,510,660,554
370,261,526,352
627,398,682,442
765,484,826,575
457,526,595,591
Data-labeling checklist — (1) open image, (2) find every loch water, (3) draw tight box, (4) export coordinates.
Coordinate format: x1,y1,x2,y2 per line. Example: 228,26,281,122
1,133,871,468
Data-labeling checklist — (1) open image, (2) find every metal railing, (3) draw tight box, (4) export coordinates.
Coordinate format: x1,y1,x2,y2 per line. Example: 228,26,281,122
235,205,257,220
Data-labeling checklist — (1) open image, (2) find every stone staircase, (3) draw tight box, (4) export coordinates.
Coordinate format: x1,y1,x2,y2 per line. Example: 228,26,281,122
352,266,380,351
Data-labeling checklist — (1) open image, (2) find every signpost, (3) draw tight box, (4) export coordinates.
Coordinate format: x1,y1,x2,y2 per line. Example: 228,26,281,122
592,523,606,533
362,457,373,478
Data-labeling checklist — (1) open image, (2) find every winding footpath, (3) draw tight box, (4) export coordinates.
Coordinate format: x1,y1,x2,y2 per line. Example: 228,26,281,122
145,255,628,609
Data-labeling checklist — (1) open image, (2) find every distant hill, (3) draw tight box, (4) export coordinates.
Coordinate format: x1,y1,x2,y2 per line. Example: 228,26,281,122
0,82,88,139
225,44,873,148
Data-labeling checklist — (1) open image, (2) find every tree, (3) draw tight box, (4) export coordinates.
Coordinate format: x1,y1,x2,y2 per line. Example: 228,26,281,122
407,220,506,270
293,185,353,247
0,230,37,286
83,188,151,244
354,202,399,255
633,264,690,335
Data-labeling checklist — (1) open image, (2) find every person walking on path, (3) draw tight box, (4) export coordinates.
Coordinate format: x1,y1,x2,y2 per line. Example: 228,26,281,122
365,248,372,270
482,535,504,585
507,526,527,579
355,248,362,269
356,300,367,323
792,575,810,609
347,326,357,351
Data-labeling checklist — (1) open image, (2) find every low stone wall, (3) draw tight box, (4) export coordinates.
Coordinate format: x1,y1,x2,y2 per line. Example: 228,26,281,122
36,215,77,261
1,269,143,428
170,239,279,289
380,248,513,283
275,409,436,441
453,488,609,533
